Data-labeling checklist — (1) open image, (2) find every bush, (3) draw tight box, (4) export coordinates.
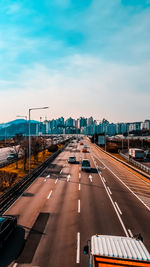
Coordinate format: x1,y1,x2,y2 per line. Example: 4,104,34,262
0,171,17,191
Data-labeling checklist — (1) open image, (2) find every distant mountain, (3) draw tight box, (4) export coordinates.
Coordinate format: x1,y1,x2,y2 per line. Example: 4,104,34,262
0,119,39,129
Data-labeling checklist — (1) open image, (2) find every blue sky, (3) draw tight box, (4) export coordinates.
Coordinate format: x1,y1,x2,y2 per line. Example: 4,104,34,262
0,0,150,122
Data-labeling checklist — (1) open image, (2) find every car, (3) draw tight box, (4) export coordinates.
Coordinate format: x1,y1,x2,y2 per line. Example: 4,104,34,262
7,153,17,161
82,145,88,153
81,159,91,171
0,215,17,249
68,156,76,163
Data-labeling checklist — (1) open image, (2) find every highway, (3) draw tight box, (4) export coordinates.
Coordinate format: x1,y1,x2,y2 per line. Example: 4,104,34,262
0,138,149,267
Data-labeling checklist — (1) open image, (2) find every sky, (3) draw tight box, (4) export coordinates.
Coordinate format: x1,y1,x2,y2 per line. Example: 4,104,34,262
0,0,150,123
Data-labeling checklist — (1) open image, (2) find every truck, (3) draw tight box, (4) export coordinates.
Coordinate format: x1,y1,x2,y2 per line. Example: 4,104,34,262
84,234,150,266
129,148,145,161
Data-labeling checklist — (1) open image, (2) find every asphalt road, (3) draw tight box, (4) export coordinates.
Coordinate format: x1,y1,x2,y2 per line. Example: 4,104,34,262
0,138,149,267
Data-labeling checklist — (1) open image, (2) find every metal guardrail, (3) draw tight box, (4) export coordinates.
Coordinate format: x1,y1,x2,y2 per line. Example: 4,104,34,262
120,152,150,175
0,142,68,214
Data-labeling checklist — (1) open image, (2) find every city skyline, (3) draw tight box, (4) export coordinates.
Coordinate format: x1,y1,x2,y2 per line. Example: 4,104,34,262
0,0,150,122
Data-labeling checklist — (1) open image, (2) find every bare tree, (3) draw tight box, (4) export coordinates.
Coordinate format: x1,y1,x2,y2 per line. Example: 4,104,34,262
20,138,28,171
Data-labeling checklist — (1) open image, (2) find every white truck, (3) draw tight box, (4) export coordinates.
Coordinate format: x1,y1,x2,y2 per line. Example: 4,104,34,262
84,234,150,266
129,148,145,161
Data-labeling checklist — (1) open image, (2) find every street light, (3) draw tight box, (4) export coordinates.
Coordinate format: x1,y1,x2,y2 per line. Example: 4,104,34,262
16,115,28,137
28,107,49,175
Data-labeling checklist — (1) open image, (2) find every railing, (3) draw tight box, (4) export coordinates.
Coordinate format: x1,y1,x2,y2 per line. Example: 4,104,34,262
120,152,150,175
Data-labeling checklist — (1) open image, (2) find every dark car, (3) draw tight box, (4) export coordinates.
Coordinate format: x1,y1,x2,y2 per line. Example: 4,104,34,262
7,153,17,161
0,215,17,248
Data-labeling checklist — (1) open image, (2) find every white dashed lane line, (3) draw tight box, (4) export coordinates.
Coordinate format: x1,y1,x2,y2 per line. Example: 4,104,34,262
47,190,53,199
78,200,80,213
76,232,80,264
79,184,81,191
114,202,122,215
107,186,112,195
55,178,58,184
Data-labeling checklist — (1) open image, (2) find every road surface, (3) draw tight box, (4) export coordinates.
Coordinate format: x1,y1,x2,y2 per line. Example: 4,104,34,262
0,138,149,267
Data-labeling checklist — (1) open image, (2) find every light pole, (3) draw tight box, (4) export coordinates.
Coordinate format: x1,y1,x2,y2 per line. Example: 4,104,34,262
16,115,28,138
28,107,49,175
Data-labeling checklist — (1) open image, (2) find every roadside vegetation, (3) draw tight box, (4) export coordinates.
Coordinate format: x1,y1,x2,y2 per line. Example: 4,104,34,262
0,135,63,194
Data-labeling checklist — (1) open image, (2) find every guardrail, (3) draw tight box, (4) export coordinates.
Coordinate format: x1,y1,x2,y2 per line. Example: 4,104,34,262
120,152,150,175
0,142,68,214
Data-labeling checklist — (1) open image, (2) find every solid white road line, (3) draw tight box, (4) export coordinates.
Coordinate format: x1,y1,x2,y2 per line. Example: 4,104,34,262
115,202,122,215
107,187,112,195
79,184,81,191
76,232,80,264
128,229,133,237
55,178,58,184
78,200,80,213
47,190,53,199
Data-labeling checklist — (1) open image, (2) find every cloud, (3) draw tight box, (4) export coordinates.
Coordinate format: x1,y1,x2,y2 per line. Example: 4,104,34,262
0,54,149,122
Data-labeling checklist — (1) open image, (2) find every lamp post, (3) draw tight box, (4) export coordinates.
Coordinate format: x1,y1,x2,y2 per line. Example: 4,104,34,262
28,107,49,175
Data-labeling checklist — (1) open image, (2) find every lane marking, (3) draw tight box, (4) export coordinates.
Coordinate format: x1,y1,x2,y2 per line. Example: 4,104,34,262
46,174,50,178
115,202,122,215
91,156,129,237
128,229,133,237
107,187,112,195
76,232,80,264
60,170,62,174
79,173,81,179
55,178,58,184
89,175,92,182
94,151,150,211
13,264,18,267
47,190,53,199
67,174,71,182
78,199,80,213
79,184,81,191
103,177,106,183
44,179,46,182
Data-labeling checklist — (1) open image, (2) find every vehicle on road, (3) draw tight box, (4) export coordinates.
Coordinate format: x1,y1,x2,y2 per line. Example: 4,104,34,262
7,153,17,161
81,159,91,171
84,234,150,266
0,215,17,249
82,145,88,153
68,156,76,163
129,148,145,161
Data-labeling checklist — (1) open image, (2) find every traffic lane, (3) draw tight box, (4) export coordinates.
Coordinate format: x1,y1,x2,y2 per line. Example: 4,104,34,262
79,169,125,266
90,146,150,249
97,167,150,250
18,159,80,267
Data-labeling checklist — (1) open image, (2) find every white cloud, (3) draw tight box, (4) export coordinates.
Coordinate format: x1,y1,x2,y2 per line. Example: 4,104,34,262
0,54,149,122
